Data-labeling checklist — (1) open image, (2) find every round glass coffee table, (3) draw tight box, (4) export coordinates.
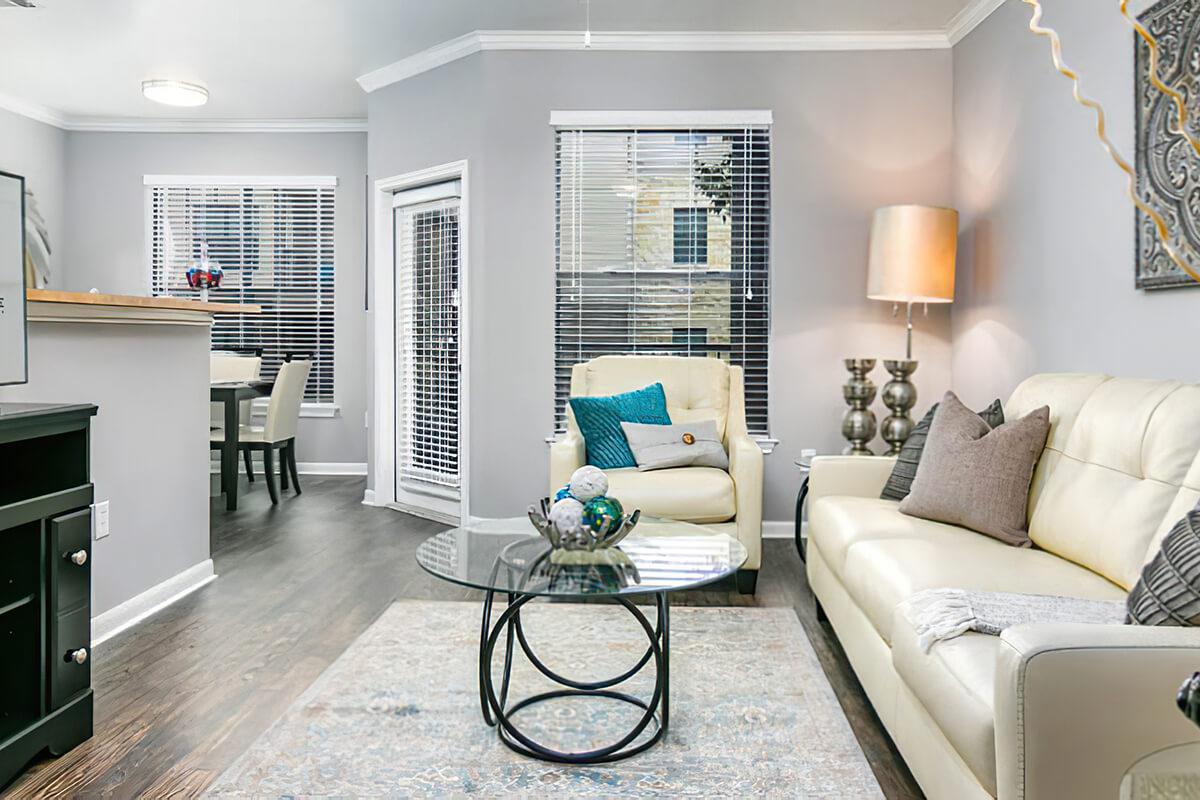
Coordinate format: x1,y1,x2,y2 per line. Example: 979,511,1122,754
416,516,748,765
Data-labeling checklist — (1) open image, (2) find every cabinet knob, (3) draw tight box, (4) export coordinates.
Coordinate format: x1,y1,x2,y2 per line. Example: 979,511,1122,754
68,550,88,566
66,648,88,665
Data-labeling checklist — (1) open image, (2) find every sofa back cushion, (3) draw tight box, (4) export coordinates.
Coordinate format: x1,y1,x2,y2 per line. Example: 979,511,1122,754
1006,374,1200,589
569,356,733,441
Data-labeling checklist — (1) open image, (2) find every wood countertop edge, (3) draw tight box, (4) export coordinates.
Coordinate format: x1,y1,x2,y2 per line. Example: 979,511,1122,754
26,289,261,315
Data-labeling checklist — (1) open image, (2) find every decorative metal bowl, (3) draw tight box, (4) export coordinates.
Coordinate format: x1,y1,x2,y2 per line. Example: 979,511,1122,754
528,496,641,553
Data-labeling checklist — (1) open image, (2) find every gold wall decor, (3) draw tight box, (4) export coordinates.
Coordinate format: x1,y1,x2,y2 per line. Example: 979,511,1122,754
1022,0,1200,287
1133,0,1200,288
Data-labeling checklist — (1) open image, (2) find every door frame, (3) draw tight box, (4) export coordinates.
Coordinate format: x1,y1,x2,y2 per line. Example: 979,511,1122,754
371,161,470,525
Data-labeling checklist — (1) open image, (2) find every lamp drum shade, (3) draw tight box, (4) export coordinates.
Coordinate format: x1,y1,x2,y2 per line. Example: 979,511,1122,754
867,205,958,304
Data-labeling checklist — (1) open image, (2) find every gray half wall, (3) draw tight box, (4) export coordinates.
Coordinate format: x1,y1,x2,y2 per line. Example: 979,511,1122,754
370,48,956,521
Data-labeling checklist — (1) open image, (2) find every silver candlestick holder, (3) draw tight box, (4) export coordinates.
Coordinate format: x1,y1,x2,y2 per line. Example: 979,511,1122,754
841,359,877,456
881,359,918,456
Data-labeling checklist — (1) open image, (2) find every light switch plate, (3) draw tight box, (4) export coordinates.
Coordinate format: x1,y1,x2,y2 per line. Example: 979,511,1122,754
93,500,110,540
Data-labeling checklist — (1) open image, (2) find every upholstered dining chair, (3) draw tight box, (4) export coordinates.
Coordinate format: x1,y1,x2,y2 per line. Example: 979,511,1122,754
550,355,764,593
210,358,310,504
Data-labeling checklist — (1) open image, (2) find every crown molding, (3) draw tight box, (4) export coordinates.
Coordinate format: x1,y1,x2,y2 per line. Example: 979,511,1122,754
946,0,1008,45
62,117,367,133
357,28,952,93
0,89,67,128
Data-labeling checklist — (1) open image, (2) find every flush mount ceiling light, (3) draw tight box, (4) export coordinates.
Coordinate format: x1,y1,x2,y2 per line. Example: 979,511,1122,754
141,79,208,107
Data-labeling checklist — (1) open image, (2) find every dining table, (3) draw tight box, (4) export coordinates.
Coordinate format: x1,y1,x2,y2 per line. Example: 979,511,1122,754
211,379,273,511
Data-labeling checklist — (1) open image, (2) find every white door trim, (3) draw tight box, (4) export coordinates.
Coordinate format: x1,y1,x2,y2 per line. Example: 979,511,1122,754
372,161,471,524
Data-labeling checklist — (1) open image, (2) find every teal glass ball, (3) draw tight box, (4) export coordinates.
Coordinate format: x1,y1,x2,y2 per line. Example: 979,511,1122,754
554,484,573,502
582,496,624,537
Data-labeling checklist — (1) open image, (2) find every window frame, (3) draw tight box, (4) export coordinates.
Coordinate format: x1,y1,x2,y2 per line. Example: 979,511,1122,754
144,174,339,416
550,114,775,447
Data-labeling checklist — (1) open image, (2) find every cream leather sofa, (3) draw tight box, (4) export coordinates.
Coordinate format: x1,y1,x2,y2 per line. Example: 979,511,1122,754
550,356,763,593
807,374,1200,800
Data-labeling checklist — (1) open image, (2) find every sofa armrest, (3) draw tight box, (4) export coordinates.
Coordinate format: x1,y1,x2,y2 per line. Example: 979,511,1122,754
994,622,1200,800
807,455,895,505
728,433,763,572
549,432,586,494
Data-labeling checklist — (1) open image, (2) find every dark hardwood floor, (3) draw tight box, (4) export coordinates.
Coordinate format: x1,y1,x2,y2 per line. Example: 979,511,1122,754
7,476,920,799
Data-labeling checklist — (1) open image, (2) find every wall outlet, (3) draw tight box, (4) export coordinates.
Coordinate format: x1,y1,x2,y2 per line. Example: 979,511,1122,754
92,500,110,540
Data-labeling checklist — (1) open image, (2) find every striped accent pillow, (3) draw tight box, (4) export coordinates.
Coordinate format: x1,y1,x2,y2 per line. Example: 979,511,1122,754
569,383,672,469
1128,508,1200,626
880,398,1004,502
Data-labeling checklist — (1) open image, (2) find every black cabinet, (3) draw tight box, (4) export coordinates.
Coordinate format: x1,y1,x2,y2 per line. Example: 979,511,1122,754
0,403,97,790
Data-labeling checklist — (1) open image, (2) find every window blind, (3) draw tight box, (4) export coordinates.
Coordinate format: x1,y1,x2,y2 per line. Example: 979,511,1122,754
149,180,336,404
554,127,771,435
394,195,461,493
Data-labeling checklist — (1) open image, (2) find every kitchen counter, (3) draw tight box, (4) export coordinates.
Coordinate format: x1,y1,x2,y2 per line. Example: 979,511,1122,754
26,289,260,326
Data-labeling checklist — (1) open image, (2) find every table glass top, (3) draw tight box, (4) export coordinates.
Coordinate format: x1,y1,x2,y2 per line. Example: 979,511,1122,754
416,517,748,598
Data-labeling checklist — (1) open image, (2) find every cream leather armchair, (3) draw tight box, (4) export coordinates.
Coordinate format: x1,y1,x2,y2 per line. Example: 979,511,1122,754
550,356,763,593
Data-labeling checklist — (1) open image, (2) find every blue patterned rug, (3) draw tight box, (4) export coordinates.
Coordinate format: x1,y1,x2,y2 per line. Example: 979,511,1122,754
205,601,882,798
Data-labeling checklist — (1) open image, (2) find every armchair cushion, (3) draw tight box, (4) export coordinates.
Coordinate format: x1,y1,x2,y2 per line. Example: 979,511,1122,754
569,382,671,469
605,466,736,524
620,419,728,471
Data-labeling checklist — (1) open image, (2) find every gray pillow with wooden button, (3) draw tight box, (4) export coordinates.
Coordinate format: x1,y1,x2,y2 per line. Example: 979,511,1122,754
619,420,729,471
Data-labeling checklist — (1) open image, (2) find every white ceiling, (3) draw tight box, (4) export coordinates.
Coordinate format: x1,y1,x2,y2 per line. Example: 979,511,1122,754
0,0,976,124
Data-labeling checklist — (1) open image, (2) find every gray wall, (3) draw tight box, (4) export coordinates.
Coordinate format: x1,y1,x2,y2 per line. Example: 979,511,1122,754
370,49,956,521
951,0,1200,406
63,131,369,466
0,318,211,616
0,107,66,287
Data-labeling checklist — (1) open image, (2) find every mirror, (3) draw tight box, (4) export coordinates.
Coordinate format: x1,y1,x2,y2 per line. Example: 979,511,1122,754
0,171,27,385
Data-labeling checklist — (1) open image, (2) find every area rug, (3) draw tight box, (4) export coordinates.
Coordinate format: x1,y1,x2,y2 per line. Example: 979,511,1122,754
206,601,882,798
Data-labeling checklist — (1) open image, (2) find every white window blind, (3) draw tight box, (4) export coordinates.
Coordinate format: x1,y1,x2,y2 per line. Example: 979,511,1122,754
394,193,461,493
554,126,771,435
148,179,336,404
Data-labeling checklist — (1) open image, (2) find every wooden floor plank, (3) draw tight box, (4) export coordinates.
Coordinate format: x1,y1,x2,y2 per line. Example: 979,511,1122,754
6,476,921,799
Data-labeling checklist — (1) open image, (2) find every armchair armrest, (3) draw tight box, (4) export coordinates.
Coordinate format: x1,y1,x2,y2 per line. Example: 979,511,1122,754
728,433,763,571
995,623,1200,800
549,432,586,494
807,455,895,506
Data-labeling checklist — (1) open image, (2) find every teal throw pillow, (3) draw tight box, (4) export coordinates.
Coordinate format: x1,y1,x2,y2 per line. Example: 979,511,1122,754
569,383,672,469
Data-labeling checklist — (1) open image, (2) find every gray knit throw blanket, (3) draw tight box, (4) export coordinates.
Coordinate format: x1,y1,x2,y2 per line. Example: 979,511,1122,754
899,589,1127,652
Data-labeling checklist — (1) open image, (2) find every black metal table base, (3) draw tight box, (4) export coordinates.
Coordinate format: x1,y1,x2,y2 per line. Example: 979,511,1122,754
478,591,669,764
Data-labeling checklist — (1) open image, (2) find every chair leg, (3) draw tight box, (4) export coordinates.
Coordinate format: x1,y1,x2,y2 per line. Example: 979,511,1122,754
262,447,280,505
286,439,301,494
735,569,758,595
243,449,255,482
279,444,290,491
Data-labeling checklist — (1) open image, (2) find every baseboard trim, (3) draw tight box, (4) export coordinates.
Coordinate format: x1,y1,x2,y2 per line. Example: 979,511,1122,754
762,520,797,539
296,462,368,476
91,559,217,646
363,488,377,506
386,501,460,526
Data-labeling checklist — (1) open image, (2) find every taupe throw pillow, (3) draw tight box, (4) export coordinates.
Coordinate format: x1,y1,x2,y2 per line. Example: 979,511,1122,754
899,391,1050,547
880,398,1005,501
620,420,729,471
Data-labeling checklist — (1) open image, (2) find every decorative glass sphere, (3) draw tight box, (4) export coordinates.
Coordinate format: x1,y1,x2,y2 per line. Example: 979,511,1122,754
554,484,573,502
582,495,624,536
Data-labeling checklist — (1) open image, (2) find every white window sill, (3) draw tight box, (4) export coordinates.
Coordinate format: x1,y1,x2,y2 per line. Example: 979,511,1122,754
544,433,778,454
250,399,340,418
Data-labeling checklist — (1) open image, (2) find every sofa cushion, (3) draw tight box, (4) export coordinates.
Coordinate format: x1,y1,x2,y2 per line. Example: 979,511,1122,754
1006,376,1200,589
579,356,731,441
809,495,969,576
891,610,1001,795
605,466,735,524
824,503,1126,644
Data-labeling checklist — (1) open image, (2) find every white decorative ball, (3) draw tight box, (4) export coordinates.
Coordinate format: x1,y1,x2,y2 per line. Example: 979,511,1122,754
548,497,585,536
569,466,609,502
